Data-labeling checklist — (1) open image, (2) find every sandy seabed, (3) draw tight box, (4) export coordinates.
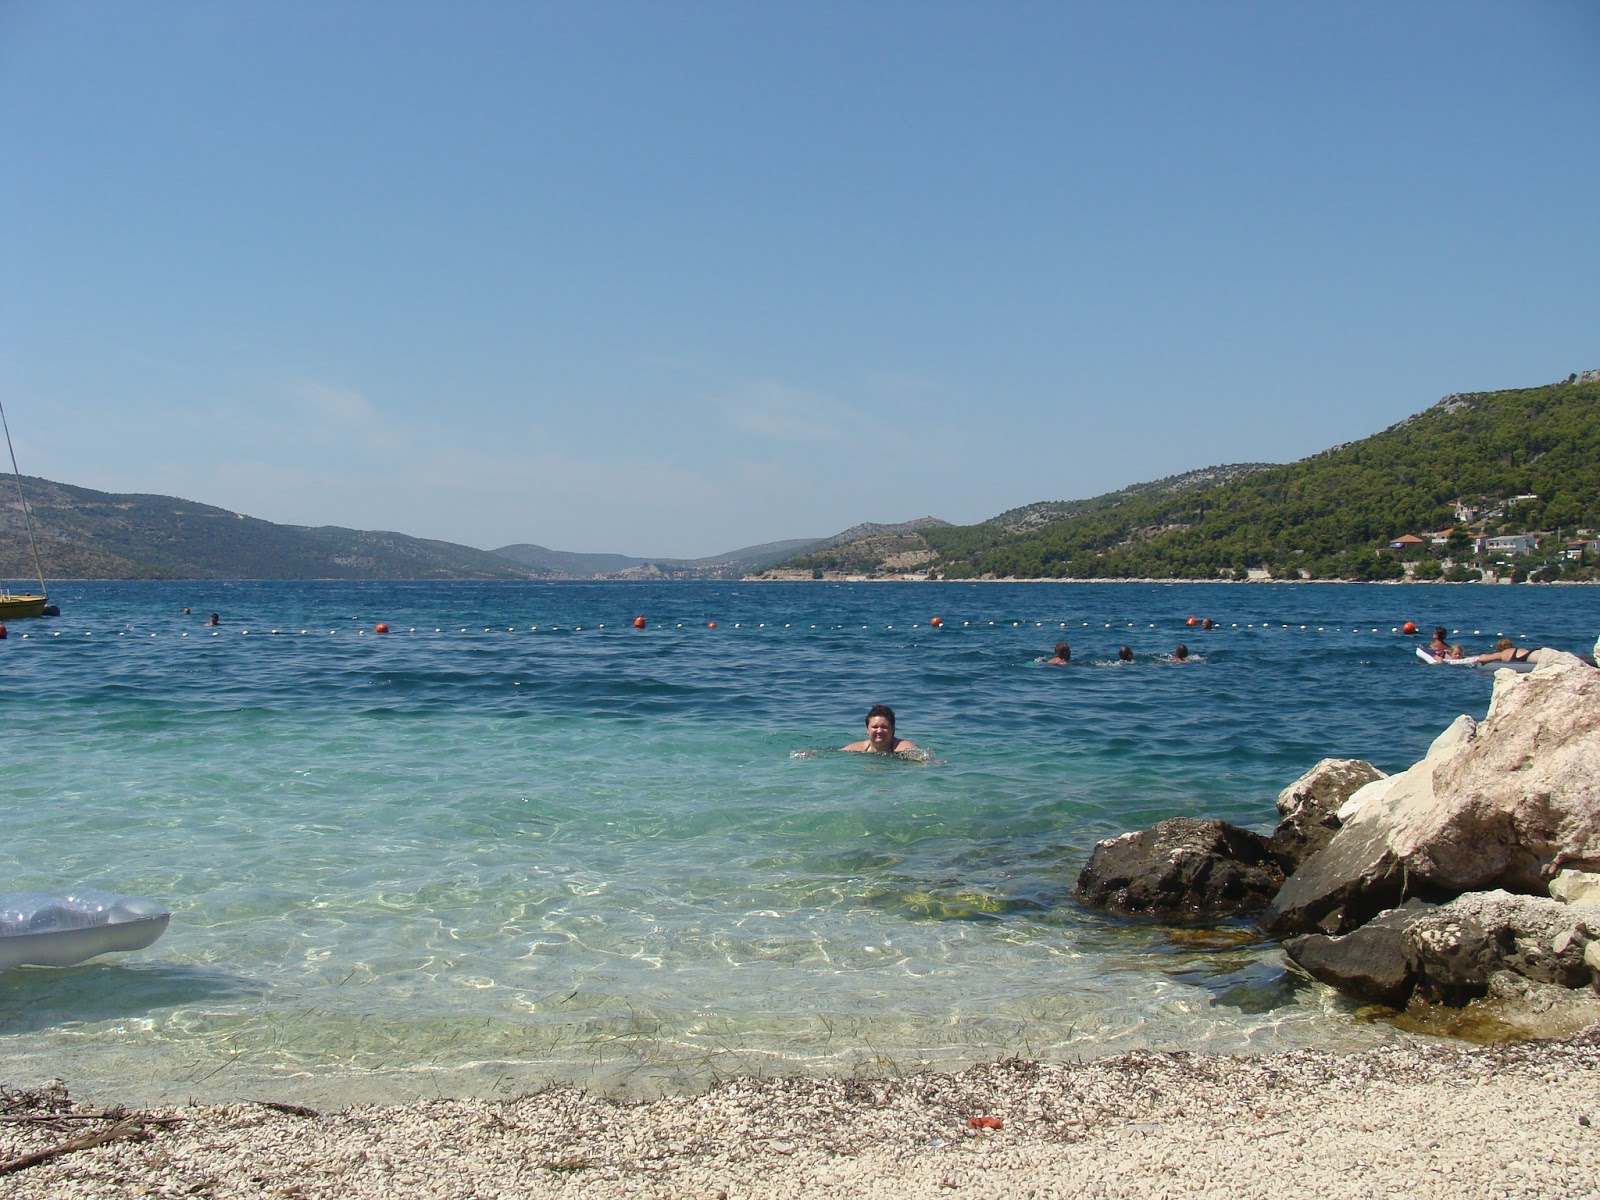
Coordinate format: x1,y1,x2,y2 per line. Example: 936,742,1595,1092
4,1030,1599,1199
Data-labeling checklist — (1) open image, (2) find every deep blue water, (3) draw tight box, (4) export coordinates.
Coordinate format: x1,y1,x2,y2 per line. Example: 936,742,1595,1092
1,580,1594,1104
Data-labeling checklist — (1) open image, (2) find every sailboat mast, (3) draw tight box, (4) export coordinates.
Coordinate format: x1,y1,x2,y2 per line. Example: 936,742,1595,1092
0,398,48,597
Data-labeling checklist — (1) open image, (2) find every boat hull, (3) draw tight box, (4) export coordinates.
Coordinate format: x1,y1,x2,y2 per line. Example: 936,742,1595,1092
0,594,48,619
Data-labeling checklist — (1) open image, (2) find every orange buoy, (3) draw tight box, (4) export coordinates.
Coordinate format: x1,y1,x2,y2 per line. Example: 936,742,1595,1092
707,621,717,629
1186,616,1198,627
1402,621,1418,635
633,615,646,629
930,616,943,627
374,623,389,634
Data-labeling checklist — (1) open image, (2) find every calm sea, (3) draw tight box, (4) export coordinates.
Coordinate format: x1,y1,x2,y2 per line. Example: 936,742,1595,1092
2,580,1595,1105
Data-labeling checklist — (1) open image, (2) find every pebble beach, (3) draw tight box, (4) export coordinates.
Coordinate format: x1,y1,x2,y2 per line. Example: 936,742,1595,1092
5,1029,1599,1199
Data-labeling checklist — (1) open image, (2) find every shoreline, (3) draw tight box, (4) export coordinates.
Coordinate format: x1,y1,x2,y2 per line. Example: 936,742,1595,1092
6,1030,1598,1198
746,574,1600,585
28,575,1600,585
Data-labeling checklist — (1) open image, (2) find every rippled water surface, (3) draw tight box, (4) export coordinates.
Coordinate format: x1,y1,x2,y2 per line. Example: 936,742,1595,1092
2,580,1594,1104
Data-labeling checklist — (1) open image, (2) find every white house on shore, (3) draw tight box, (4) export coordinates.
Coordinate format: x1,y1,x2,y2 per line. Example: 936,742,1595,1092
1485,533,1540,556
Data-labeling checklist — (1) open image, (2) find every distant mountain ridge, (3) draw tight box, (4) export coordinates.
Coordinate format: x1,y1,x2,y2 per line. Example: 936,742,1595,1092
490,520,949,579
813,516,950,547
0,474,937,581
5,370,1593,583
488,535,832,579
0,477,539,581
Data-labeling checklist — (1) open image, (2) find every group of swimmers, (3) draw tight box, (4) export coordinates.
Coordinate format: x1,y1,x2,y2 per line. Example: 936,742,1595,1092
1042,616,1215,667
1044,642,1190,665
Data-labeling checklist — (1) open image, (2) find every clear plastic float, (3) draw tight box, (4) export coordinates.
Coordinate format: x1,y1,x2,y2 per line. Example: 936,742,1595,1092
0,890,171,970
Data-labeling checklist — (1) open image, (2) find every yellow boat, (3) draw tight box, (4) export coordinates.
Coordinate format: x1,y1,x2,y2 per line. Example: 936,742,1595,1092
0,593,48,619
1,397,52,620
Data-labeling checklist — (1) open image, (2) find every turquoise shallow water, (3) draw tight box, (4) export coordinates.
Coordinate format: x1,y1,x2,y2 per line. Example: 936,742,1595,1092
1,580,1595,1104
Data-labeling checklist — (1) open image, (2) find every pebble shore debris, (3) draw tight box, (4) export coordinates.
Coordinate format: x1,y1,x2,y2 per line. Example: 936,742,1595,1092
5,1029,1599,1199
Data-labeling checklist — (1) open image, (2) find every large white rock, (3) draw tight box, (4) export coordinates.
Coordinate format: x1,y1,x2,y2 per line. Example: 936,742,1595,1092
1394,652,1600,890
1267,651,1600,935
1549,868,1600,906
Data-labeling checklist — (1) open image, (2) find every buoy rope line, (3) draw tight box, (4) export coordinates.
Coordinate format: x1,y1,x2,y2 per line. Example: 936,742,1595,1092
7,621,1531,642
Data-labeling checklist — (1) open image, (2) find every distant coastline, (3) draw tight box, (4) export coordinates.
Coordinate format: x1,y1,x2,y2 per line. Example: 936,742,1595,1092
745,574,1598,585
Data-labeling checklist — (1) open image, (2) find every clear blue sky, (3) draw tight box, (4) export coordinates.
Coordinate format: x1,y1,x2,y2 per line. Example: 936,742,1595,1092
3,2,1596,558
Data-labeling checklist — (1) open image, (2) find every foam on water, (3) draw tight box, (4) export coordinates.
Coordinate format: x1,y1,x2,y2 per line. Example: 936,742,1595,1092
1,580,1593,1104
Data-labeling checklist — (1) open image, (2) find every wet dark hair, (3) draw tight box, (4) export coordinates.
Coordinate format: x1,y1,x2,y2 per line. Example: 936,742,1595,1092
1174,644,1189,660
1118,646,1134,661
865,704,896,730
1054,643,1070,660
1434,627,1448,642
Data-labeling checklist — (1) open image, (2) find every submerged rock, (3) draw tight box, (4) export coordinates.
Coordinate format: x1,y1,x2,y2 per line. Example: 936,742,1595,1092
1074,817,1285,919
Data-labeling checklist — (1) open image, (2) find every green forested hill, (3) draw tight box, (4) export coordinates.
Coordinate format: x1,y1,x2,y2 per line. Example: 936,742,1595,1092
920,377,1600,580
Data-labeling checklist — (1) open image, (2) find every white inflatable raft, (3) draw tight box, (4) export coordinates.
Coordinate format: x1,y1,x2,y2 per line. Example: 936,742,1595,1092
0,890,171,970
1415,646,1536,671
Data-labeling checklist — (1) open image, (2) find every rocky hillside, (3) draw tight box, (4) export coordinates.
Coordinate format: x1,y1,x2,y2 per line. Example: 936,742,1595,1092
766,372,1600,581
986,467,1273,534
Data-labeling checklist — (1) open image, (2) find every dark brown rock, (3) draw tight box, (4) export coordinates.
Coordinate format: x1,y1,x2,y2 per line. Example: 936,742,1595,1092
1074,817,1285,919
1284,889,1600,1010
1284,900,1436,1006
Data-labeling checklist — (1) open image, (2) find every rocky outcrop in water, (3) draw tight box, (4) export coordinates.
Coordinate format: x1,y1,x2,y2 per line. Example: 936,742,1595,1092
1074,758,1383,921
1075,650,1600,1034
1270,651,1600,1026
1266,652,1600,937
1285,891,1600,1008
1073,818,1285,918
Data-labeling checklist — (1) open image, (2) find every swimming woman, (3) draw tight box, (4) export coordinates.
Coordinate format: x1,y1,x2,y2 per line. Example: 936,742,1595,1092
841,704,919,755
